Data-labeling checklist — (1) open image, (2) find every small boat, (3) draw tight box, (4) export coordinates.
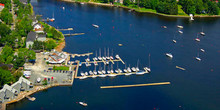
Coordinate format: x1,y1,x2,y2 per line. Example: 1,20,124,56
106,61,109,65
107,70,111,74
178,30,183,34
135,67,140,72
84,72,88,76
80,72,85,76
79,62,82,66
131,67,136,72
196,57,201,61
80,2,85,5
200,49,205,52
108,73,117,77
99,74,107,77
102,70,106,74
124,69,128,73
91,75,97,78
86,58,90,62
94,61,98,66
118,69,122,73
200,27,205,36
136,71,145,75
93,71,97,75
110,56,114,60
94,57,98,61
89,71,93,75
62,7,65,10
125,73,132,76
79,77,87,79
177,25,183,29
92,24,99,28
102,57,106,60
98,70,102,74
98,57,102,61
166,53,173,58
144,67,151,72
79,102,87,106
173,40,177,43
195,38,200,42
115,55,120,59
115,69,119,73
127,67,132,73
162,26,167,28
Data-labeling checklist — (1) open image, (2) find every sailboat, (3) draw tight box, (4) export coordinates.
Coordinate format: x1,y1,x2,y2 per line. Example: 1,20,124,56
86,55,90,62
166,53,173,58
106,48,110,60
136,60,140,72
50,12,55,22
108,64,116,77
195,50,201,61
92,66,97,78
200,49,205,52
200,27,205,36
110,63,114,73
100,65,107,77
144,54,151,72
110,49,114,60
107,65,111,74
115,62,119,73
172,34,177,43
94,51,98,61
92,24,99,28
98,48,102,61
102,48,106,61
195,34,200,42
123,63,128,73
177,25,183,29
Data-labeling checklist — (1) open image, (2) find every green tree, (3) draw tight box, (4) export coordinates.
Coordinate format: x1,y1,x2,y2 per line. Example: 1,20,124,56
0,46,14,64
0,68,15,87
180,0,196,14
0,8,13,25
123,0,130,6
45,40,57,51
207,1,219,15
195,0,204,14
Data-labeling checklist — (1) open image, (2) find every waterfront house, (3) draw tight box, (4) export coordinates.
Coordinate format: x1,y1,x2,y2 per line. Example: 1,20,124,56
114,0,123,4
33,23,44,33
0,3,4,11
0,77,33,103
26,31,37,48
47,51,68,64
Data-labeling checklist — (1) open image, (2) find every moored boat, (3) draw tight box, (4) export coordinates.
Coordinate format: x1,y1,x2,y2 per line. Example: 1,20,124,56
79,102,87,106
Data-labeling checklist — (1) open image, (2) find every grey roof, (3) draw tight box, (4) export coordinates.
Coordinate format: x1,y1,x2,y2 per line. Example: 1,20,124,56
26,31,36,42
38,34,46,38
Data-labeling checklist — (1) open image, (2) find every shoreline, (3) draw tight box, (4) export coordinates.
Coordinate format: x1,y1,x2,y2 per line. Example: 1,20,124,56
60,0,220,18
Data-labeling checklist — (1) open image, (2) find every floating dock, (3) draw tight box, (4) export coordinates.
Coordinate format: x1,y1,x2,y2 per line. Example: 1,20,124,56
176,66,186,70
100,82,171,89
64,33,85,36
57,28,73,31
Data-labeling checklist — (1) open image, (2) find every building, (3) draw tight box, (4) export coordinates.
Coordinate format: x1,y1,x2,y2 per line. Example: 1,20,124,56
26,31,46,48
33,23,44,33
19,0,27,5
37,33,46,42
114,0,123,4
47,51,68,64
0,3,5,11
26,31,37,48
0,77,33,103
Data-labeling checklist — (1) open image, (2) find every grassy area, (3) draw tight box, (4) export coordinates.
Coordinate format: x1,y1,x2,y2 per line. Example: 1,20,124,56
53,66,69,71
178,5,187,15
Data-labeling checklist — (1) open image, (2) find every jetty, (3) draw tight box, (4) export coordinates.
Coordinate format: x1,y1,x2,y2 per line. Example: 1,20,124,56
100,82,171,89
64,33,85,36
176,66,186,70
26,96,36,101
57,28,73,31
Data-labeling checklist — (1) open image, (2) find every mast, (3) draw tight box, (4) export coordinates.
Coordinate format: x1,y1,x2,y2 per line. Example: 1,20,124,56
108,48,109,57
99,48,101,57
149,54,151,68
96,51,97,57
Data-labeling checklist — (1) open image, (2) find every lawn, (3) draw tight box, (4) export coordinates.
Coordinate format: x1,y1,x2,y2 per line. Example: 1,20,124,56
53,66,69,71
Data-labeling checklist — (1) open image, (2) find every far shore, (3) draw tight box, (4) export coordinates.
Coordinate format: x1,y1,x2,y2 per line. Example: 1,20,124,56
60,0,220,18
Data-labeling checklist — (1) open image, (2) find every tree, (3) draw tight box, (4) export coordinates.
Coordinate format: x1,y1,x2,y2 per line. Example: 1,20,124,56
0,23,11,45
0,45,14,64
207,1,219,15
195,0,204,14
13,55,25,69
45,40,57,51
123,0,130,6
0,8,13,25
0,68,15,87
180,0,196,14
150,0,159,10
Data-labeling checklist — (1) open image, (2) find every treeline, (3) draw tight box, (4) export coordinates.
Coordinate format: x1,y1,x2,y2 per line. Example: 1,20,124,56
0,0,13,24
179,0,219,15
121,0,220,15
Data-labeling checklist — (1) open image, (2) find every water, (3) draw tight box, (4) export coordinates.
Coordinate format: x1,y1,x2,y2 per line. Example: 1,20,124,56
7,0,220,109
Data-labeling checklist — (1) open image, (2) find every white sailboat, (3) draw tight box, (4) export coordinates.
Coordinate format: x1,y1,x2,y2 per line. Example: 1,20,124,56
195,50,201,61
136,60,140,72
177,25,183,29
200,27,205,36
106,48,110,60
200,49,205,52
92,24,99,28
50,12,55,22
110,49,114,60
136,71,145,75
166,53,173,58
145,54,151,72
195,34,200,42
123,63,128,73
94,51,98,61
98,48,102,61
115,55,120,59
172,34,177,43
178,30,183,34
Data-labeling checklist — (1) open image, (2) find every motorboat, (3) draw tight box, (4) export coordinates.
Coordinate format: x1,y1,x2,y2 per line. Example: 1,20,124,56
131,67,136,72
89,71,93,75
110,56,114,60
200,49,205,52
79,102,87,106
102,57,106,60
37,78,41,83
99,74,107,77
135,67,140,72
123,69,128,73
173,40,177,43
115,55,120,59
118,69,122,73
108,73,117,77
178,30,183,34
166,53,173,58
84,72,88,76
127,67,132,73
144,67,151,72
92,24,99,28
136,71,145,75
196,57,201,61
195,38,200,42
177,25,183,29
98,56,102,61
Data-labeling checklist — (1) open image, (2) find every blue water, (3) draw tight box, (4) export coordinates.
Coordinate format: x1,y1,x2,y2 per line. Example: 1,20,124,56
7,0,220,109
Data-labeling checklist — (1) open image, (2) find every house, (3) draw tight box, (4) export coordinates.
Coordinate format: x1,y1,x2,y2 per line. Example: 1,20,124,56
19,0,27,4
26,31,37,48
33,23,44,33
0,3,4,11
37,33,46,42
26,31,46,48
114,0,123,4
46,51,68,64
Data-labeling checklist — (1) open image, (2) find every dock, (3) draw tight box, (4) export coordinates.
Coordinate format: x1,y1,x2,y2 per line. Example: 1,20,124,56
70,52,93,58
100,82,171,89
176,66,186,70
118,57,125,64
81,59,122,65
57,28,73,31
64,33,85,36
75,70,149,79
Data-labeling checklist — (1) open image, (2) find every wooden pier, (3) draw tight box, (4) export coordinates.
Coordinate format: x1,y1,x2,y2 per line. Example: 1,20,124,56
176,66,186,70
81,59,122,65
100,82,171,89
64,33,85,36
57,28,73,31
